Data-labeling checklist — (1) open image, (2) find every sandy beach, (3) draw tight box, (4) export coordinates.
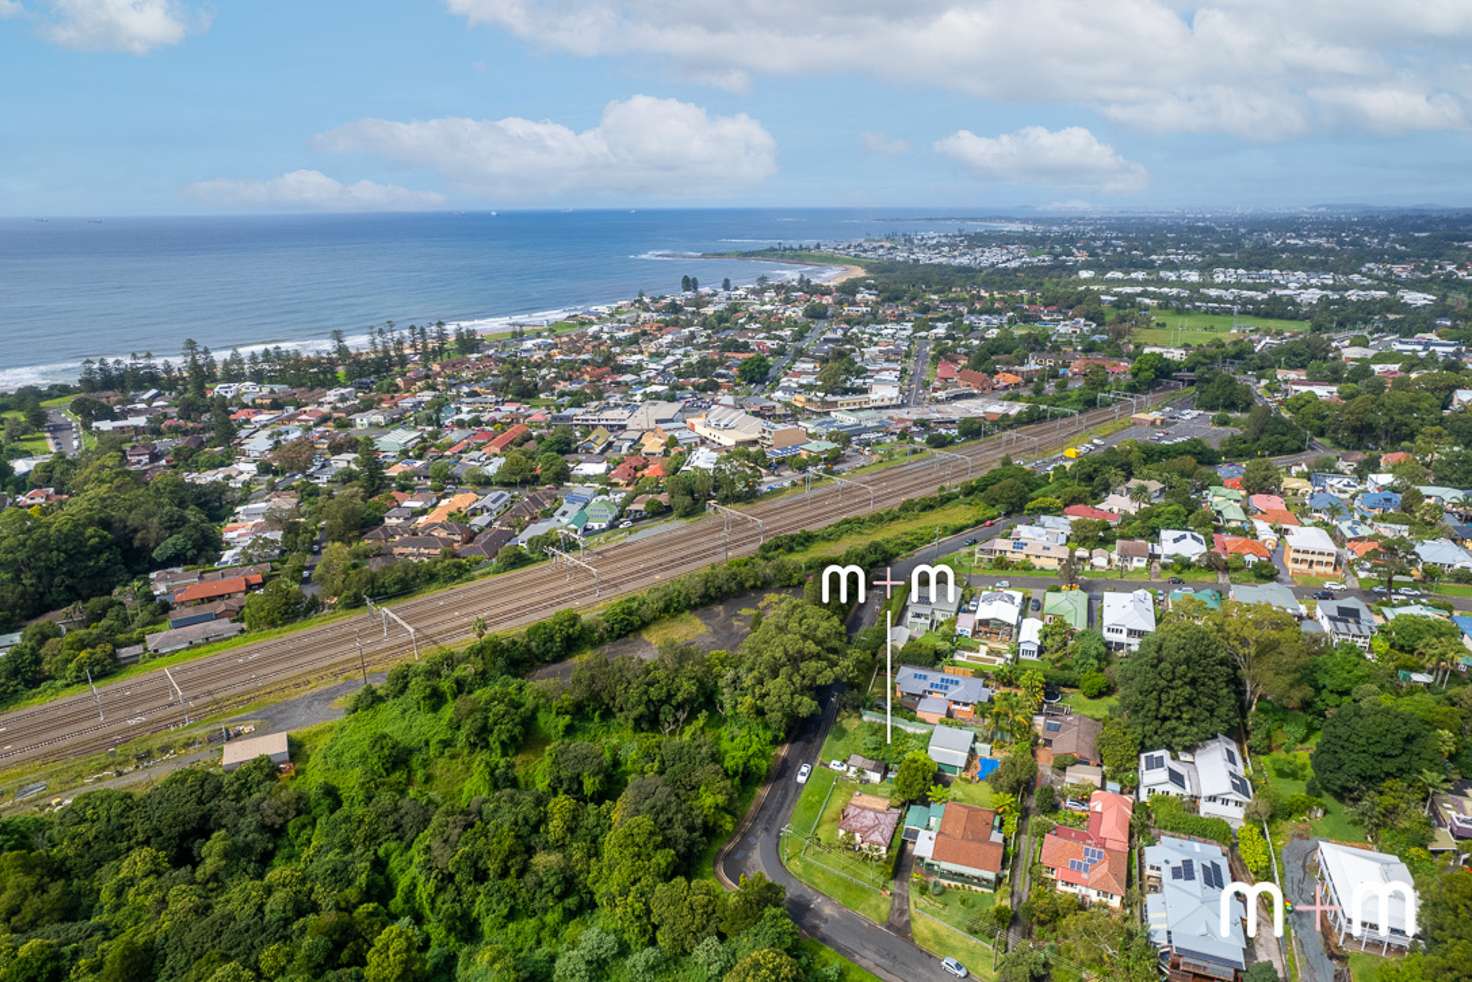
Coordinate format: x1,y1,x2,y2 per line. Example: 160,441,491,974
828,264,868,284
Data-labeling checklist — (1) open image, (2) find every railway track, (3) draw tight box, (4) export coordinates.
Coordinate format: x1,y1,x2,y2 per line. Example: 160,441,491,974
0,393,1177,769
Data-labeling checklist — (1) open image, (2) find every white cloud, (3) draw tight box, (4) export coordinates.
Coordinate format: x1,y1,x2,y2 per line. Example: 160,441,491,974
861,131,909,155
935,125,1148,192
184,170,447,212
0,1,23,19
40,0,203,54
314,95,777,200
1310,85,1468,134
445,0,1472,139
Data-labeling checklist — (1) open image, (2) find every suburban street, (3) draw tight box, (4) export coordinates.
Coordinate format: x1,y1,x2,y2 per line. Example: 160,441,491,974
906,338,931,406
43,408,78,456
719,521,1019,982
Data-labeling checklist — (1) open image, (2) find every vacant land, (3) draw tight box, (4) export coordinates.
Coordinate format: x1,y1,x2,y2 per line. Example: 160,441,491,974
1133,311,1309,346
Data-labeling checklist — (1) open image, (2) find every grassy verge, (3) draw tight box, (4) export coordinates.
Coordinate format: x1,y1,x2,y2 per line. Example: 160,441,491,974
786,501,981,564
1347,951,1392,981
797,939,883,982
909,890,997,979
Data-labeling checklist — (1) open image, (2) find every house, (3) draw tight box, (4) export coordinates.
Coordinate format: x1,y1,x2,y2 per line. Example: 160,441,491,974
1212,534,1272,565
1040,825,1129,908
1416,538,1472,571
1229,582,1304,617
903,802,946,842
1114,538,1151,571
145,619,245,654
1062,504,1120,525
977,534,1070,569
904,582,963,633
1017,617,1043,660
1144,837,1247,982
1101,590,1155,652
1159,529,1208,563
1040,790,1133,909
896,665,992,721
837,793,902,857
1427,781,1472,857
221,730,290,772
1315,841,1418,953
846,754,888,784
915,803,1006,890
1316,596,1376,651
171,573,263,608
1042,589,1089,630
1139,735,1253,828
927,725,975,774
1283,525,1339,576
1038,713,1102,765
971,590,1024,642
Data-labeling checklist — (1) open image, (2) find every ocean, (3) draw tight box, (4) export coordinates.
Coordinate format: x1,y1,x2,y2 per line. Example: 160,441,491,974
0,208,990,391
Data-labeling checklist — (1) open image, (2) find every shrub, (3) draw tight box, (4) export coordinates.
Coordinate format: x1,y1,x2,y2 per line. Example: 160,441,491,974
1078,671,1110,698
1148,796,1234,846
1237,823,1272,879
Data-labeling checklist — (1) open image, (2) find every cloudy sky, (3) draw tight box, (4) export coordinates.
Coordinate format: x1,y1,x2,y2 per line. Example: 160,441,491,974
5,0,1472,214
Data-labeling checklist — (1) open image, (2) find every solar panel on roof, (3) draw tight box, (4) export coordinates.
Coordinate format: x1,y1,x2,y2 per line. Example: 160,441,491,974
1225,747,1237,766
1068,859,1083,872
1084,847,1104,862
1181,860,1195,881
1203,862,1224,890
1230,774,1252,798
1168,768,1186,790
1170,865,1184,880
1144,753,1165,770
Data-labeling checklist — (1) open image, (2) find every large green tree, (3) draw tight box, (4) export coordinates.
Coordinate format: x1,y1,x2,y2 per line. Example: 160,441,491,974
1310,701,1440,799
1118,621,1240,751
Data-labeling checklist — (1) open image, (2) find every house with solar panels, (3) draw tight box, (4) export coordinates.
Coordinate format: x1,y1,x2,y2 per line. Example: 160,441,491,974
895,665,992,723
1139,735,1253,828
1039,791,1133,909
1143,836,1247,982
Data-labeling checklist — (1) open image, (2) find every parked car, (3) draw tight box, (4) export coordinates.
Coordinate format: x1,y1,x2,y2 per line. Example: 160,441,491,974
1313,589,1334,600
826,759,846,772
942,958,969,978
1167,576,1184,585
1324,582,1345,591
1030,598,1041,611
796,763,812,784
1371,586,1389,595
963,537,978,546
996,580,1010,588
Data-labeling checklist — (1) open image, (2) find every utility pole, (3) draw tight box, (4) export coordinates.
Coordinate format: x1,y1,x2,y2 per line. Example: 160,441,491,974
366,597,420,660
707,501,766,562
928,447,972,478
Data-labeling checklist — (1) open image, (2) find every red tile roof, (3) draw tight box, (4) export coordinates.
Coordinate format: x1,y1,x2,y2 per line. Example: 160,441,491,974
173,573,263,605
930,803,1004,875
1064,504,1121,525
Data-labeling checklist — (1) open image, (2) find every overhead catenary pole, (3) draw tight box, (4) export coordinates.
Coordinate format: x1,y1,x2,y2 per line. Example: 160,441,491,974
84,667,103,723
547,546,600,598
163,666,190,724
828,474,876,512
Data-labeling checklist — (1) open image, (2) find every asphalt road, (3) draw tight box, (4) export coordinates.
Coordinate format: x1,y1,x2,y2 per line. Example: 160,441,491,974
907,339,931,407
718,521,1016,981
44,409,78,456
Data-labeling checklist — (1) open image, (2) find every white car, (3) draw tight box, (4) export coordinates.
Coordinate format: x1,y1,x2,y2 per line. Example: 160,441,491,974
796,763,812,784
942,957,969,978
827,759,846,772
995,580,1010,588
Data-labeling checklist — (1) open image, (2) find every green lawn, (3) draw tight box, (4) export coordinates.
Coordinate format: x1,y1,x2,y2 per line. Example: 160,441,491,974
1061,691,1119,719
782,769,898,924
1169,568,1221,583
1347,951,1393,982
910,888,997,980
639,611,707,647
1261,751,1367,844
947,777,1001,809
1430,582,1472,598
1079,568,1150,580
1133,311,1308,346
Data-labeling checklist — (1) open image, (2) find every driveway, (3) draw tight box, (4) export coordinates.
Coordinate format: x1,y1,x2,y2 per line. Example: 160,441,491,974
888,841,915,936
1282,837,1337,982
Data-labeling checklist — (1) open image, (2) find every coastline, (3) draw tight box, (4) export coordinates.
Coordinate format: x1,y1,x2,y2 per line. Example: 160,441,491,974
0,257,842,393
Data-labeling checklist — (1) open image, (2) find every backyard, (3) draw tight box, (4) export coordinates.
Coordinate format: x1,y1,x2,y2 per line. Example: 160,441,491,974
782,764,897,924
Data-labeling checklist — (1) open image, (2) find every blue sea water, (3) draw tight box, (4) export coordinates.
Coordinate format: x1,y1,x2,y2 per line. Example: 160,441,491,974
0,208,994,390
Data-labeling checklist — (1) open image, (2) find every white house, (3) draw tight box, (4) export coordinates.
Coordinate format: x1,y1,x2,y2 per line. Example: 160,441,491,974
1138,735,1253,828
1159,529,1208,563
1017,617,1043,660
1316,841,1418,953
1102,590,1156,653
